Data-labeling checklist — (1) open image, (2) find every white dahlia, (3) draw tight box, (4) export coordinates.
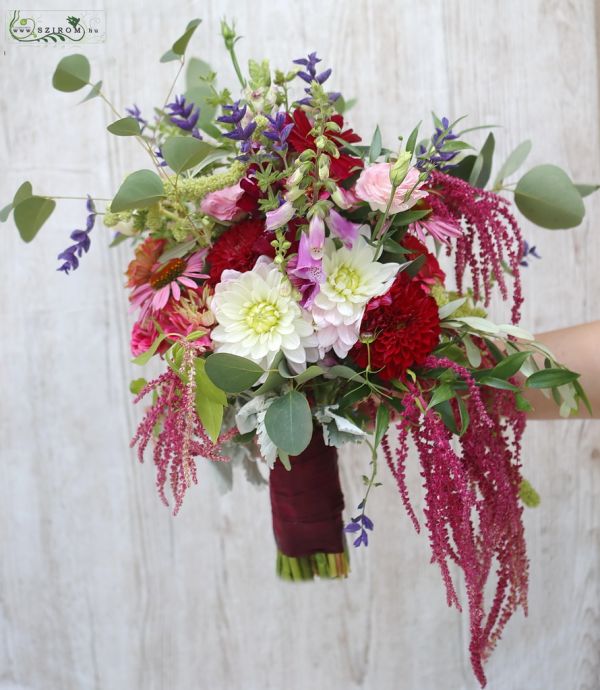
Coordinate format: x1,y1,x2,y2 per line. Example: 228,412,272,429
312,237,399,358
211,258,317,370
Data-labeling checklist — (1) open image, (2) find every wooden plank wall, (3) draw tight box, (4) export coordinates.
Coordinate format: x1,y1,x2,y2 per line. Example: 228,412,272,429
1,1,599,688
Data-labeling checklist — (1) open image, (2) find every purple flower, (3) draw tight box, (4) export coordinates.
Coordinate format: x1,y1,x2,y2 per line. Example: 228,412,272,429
265,200,295,231
520,240,542,267
326,209,361,248
165,95,202,139
417,116,460,172
217,101,247,125
264,111,294,152
344,512,374,548
287,217,325,308
57,196,96,274
125,104,147,130
293,52,340,106
218,101,257,156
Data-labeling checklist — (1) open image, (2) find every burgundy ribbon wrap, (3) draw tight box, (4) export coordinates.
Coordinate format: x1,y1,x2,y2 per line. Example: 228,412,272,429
269,432,345,557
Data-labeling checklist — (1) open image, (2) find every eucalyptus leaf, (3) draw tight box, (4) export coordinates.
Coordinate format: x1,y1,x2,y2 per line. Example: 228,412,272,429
294,365,325,385
13,181,33,206
172,18,202,56
107,117,141,137
574,183,600,198
0,203,12,223
161,137,216,174
494,140,532,187
160,49,180,63
514,164,585,229
14,196,56,242
264,391,313,456
52,54,90,92
205,353,264,393
111,170,165,213
80,80,103,103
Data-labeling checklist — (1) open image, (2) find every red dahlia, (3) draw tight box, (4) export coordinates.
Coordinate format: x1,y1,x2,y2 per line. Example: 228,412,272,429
351,274,441,380
206,219,275,284
402,234,445,290
286,109,363,182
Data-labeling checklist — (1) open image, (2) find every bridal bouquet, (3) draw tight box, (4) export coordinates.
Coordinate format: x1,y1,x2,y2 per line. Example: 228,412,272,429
5,17,597,686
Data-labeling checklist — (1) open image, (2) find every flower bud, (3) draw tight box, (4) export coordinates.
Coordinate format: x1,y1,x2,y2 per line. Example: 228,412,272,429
390,151,412,186
318,155,330,180
315,135,328,150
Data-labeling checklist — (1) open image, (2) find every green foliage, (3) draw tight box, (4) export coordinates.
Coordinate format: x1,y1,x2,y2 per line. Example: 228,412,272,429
494,140,532,188
52,54,90,92
574,183,600,198
80,80,103,103
469,132,495,188
405,122,421,155
368,125,382,163
204,353,264,393
248,59,271,88
129,378,147,395
264,391,313,456
161,137,217,174
526,368,580,389
185,58,218,134
195,359,226,442
519,479,541,508
160,18,202,62
111,170,165,213
131,332,168,365
373,404,390,449
107,116,141,137
514,164,585,229
14,193,56,242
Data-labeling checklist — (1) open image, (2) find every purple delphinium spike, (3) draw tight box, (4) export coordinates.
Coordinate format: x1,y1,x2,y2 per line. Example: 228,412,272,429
263,111,294,152
57,196,97,274
125,104,147,131
417,116,460,172
165,95,202,139
520,240,541,267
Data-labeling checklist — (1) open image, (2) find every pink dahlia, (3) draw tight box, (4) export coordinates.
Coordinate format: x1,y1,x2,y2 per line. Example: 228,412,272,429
129,250,208,318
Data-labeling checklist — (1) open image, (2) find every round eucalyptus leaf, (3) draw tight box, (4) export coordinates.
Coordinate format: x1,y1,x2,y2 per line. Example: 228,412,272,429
110,170,165,213
515,164,585,229
161,137,216,174
14,196,56,242
204,353,264,393
264,391,313,456
52,54,90,92
107,117,141,137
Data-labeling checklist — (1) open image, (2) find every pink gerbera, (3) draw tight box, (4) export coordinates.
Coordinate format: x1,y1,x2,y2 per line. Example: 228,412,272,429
129,250,208,318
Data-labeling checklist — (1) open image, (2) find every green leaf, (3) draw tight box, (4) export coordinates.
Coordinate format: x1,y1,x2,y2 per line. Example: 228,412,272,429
391,209,431,226
494,140,532,187
449,154,477,182
13,181,33,206
574,183,600,198
80,80,103,103
160,49,180,63
428,383,456,409
111,170,165,212
328,365,368,384
172,18,202,56
131,333,168,365
374,404,389,449
369,125,382,163
52,54,90,92
204,353,264,393
264,391,313,456
129,378,147,395
487,350,530,379
514,164,585,229
185,58,217,131
107,116,141,137
278,450,291,471
161,137,217,174
436,399,459,435
0,203,12,222
479,377,520,391
441,140,473,152
438,297,467,320
526,368,580,389
195,359,226,442
13,196,56,242
339,384,371,409
469,133,495,188
519,479,541,508
294,365,325,385
405,122,421,155
457,396,470,435
463,334,482,368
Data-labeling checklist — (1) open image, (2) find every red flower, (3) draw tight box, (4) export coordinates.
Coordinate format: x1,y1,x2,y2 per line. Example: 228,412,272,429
286,109,363,182
351,274,441,380
402,234,445,290
206,219,275,284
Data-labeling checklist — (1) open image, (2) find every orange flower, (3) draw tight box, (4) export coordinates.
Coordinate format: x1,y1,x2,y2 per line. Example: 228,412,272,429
125,237,166,288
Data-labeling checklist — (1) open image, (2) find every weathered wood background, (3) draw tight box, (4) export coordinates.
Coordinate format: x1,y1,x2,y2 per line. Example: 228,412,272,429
2,1,600,688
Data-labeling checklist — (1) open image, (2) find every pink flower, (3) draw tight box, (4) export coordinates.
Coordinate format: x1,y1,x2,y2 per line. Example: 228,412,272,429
287,216,325,308
129,250,208,319
410,214,462,245
331,184,361,210
131,320,160,357
200,183,244,221
326,208,361,248
355,163,428,214
265,200,295,231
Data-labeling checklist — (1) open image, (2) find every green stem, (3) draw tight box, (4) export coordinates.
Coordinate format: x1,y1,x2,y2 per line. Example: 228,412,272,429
228,45,246,88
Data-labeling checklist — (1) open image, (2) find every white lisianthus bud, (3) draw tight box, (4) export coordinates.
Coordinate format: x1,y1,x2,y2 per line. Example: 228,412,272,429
114,219,138,236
